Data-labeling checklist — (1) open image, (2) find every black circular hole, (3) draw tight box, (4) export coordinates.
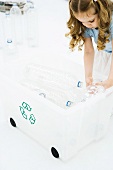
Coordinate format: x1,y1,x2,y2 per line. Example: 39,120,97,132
10,118,16,127
51,147,59,158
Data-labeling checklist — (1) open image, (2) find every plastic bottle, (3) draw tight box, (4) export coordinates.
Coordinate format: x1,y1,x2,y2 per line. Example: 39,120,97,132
0,12,4,49
10,3,23,45
25,1,38,47
4,11,13,43
81,84,105,102
3,38,18,62
24,0,33,12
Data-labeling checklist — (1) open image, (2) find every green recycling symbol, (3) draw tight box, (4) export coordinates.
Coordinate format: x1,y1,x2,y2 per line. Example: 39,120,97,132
19,102,36,124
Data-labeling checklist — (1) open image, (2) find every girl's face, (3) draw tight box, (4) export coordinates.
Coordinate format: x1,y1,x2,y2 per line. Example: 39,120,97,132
74,7,99,29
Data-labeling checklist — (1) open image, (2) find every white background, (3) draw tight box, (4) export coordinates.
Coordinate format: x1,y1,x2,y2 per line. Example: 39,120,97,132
0,0,113,169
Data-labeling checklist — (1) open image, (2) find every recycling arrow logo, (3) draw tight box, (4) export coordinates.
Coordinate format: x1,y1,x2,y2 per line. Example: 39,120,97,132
19,102,36,124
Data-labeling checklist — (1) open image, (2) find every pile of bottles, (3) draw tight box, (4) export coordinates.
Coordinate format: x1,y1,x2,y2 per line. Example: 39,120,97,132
0,0,38,58
21,64,105,109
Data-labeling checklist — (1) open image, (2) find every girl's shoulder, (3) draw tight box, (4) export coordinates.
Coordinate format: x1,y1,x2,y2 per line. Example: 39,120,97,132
84,28,98,37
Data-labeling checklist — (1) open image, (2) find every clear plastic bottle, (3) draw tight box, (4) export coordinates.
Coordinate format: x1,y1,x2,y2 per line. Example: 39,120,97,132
10,3,23,45
6,39,15,53
0,12,4,49
25,2,38,47
3,39,18,62
81,84,105,102
4,11,13,43
24,0,34,12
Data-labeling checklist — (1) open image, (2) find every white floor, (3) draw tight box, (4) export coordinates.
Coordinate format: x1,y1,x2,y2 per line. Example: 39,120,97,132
0,0,113,169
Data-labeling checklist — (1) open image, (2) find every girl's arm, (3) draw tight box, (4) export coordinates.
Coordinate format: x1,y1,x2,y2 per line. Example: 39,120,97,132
84,37,94,86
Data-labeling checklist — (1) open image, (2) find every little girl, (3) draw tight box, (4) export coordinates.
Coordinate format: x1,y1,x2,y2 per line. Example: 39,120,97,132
66,0,113,89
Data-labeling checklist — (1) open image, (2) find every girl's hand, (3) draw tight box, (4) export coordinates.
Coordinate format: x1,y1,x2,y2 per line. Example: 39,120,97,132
85,77,93,87
95,79,113,89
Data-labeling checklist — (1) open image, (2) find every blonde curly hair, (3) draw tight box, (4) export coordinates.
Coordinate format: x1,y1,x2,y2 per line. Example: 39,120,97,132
66,0,113,51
